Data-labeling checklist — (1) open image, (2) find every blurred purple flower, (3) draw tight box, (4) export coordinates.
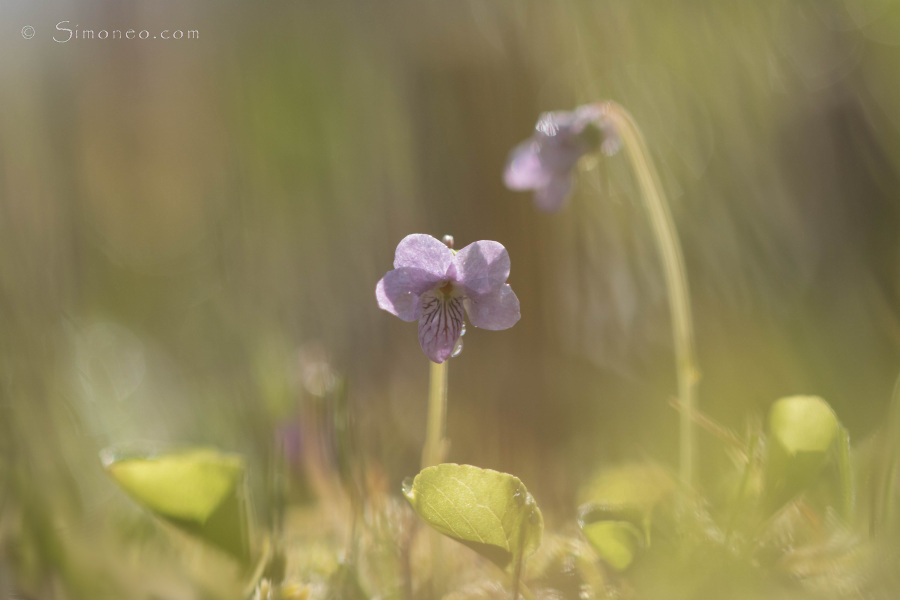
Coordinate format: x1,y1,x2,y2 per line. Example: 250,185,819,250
376,234,520,363
504,103,619,212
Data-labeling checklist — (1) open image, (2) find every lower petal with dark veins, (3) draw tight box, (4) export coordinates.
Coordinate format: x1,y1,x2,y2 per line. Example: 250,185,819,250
418,291,465,364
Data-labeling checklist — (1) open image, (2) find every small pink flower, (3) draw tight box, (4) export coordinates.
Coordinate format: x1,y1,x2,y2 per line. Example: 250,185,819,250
504,104,620,212
376,234,521,363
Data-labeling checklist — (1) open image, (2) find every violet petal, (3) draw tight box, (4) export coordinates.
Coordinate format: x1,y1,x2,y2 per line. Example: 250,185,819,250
503,140,552,191
533,175,574,213
393,234,454,278
418,291,465,363
453,240,511,296
376,267,443,321
535,114,592,173
464,284,520,331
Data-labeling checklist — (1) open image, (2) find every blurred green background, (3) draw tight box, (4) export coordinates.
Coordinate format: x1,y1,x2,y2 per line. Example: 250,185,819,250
3,0,900,596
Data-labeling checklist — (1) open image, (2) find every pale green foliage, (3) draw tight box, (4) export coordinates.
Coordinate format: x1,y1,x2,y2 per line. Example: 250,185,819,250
104,447,250,562
769,395,839,456
577,463,673,570
580,520,643,571
402,463,543,570
765,396,842,513
106,448,244,523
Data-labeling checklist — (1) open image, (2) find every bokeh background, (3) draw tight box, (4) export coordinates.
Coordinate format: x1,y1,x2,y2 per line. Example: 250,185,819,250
3,0,900,597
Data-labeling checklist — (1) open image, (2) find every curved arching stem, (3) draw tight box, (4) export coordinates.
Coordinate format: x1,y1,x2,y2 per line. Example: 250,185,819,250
598,101,700,490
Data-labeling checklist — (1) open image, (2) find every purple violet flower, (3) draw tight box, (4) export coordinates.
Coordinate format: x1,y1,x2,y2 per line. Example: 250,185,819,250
376,234,521,364
504,103,619,212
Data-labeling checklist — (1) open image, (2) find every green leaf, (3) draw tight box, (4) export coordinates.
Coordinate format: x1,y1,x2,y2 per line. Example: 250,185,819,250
103,446,250,562
580,519,643,571
402,463,543,570
578,501,648,571
769,395,839,456
764,396,841,514
578,463,675,552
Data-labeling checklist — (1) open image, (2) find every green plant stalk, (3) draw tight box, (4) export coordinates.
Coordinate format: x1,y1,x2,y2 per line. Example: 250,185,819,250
602,102,700,489
421,359,449,596
242,539,273,599
421,360,449,470
871,373,900,534
510,523,537,600
835,426,854,522
726,430,760,538
511,529,525,600
511,578,536,600
493,555,535,600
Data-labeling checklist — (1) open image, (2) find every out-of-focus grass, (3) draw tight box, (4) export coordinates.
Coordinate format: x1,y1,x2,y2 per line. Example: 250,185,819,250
3,0,900,597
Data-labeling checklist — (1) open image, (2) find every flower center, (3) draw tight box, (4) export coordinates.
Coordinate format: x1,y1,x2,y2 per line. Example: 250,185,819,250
439,282,454,296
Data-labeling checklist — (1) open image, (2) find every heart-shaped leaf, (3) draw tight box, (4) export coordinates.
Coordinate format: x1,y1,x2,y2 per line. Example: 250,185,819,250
576,463,674,570
769,395,839,456
764,396,842,514
580,519,643,571
402,463,543,570
578,501,647,571
103,446,250,562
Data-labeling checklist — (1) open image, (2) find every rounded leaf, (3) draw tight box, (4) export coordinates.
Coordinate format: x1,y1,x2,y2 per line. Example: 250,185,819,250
102,446,250,561
580,520,643,571
763,396,843,515
403,463,543,570
769,395,839,456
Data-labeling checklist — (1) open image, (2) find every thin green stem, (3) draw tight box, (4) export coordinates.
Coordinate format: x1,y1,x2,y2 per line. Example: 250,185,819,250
491,554,535,600
726,430,759,539
515,581,537,600
871,373,900,535
422,360,449,470
601,101,700,490
835,426,854,522
511,529,526,600
421,359,449,597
